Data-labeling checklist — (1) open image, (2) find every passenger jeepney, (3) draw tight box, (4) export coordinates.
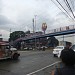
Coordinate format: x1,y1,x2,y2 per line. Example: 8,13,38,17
0,42,20,60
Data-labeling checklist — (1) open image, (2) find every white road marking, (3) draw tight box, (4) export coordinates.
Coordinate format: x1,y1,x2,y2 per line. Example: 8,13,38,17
26,61,61,75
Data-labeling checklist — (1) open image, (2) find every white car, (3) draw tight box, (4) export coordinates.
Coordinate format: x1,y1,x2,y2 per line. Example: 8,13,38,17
53,46,64,57
41,46,47,51
24,47,33,50
71,45,75,51
10,48,17,51
41,46,47,49
58,45,75,58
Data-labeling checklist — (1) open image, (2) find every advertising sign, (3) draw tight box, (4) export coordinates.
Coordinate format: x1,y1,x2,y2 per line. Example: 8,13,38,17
42,23,47,34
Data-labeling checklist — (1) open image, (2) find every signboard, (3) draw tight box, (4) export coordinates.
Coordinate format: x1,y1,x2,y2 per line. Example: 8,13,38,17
42,23,47,34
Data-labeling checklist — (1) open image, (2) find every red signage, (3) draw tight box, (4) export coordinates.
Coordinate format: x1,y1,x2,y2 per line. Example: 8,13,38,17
42,23,47,31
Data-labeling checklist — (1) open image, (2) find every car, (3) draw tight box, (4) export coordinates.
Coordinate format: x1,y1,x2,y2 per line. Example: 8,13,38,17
30,47,33,49
36,46,47,51
36,47,41,50
41,46,47,51
10,47,17,50
57,45,75,58
24,47,33,50
71,45,75,51
53,46,64,57
41,46,47,49
24,47,28,50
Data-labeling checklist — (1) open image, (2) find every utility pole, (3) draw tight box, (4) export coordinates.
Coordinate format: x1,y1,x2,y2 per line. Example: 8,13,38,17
63,35,64,46
32,18,35,33
9,28,12,38
34,15,37,32
9,28,11,38
34,15,37,50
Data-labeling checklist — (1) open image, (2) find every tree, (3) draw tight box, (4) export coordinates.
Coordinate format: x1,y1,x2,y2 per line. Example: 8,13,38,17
9,31,25,42
47,36,59,47
25,30,30,34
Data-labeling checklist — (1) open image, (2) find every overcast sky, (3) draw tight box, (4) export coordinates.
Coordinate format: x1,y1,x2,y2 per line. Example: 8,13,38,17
0,0,75,40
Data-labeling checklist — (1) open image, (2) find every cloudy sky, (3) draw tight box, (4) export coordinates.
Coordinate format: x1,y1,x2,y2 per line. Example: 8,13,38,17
0,0,75,40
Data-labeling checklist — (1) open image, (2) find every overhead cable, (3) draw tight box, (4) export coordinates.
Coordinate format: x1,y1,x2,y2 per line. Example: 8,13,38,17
55,0,74,20
64,0,73,15
51,0,72,20
65,0,75,18
69,0,74,9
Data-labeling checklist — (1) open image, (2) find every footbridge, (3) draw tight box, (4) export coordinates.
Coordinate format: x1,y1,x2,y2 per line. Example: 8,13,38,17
15,25,75,42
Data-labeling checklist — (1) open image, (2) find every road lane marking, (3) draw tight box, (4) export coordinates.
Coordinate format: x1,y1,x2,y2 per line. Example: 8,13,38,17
26,61,61,75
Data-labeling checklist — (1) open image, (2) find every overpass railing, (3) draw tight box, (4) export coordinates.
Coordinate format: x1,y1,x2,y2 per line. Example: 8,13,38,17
47,25,75,34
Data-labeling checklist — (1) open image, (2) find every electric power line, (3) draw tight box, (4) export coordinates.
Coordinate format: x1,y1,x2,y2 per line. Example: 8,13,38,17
69,0,74,10
64,0,75,18
51,0,72,20
55,0,74,20
64,0,73,17
18,0,75,32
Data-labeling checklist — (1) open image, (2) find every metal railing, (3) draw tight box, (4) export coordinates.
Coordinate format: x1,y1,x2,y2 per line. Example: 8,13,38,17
27,61,61,75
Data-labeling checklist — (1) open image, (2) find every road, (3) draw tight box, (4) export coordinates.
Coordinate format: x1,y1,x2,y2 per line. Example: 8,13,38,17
0,50,59,75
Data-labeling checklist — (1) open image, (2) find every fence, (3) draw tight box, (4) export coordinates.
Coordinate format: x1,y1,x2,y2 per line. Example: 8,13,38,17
27,61,61,75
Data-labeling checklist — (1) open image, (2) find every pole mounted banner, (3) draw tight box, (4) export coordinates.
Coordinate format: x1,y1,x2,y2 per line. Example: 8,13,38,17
42,23,47,34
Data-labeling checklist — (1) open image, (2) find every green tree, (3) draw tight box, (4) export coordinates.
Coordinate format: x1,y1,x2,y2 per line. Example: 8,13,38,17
9,31,25,42
47,36,59,47
25,30,30,34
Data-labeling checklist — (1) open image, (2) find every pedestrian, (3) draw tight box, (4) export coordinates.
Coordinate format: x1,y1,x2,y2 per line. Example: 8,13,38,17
64,42,72,49
51,49,75,75
58,42,73,58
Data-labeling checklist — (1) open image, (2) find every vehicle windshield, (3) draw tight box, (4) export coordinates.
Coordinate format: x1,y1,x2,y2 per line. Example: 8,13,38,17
0,45,9,50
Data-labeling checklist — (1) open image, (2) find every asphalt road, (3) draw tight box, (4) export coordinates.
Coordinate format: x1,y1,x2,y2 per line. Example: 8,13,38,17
0,50,60,75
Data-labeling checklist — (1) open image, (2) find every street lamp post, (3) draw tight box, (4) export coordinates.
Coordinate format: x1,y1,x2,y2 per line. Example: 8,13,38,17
34,15,37,32
32,18,35,33
34,15,37,50
63,35,64,46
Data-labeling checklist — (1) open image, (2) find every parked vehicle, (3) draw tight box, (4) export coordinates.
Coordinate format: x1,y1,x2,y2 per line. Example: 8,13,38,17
0,42,20,60
36,46,47,51
71,45,75,51
24,47,33,50
41,46,47,51
53,46,64,57
57,45,75,58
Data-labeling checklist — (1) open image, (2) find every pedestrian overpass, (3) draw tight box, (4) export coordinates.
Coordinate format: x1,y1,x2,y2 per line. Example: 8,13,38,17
23,27,75,41
14,25,75,43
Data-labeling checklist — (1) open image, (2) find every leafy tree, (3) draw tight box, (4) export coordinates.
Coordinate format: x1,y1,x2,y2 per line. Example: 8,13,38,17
25,30,30,34
47,36,59,47
9,31,25,42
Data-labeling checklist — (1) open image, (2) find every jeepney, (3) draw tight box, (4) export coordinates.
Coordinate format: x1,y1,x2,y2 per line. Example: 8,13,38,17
0,42,20,60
